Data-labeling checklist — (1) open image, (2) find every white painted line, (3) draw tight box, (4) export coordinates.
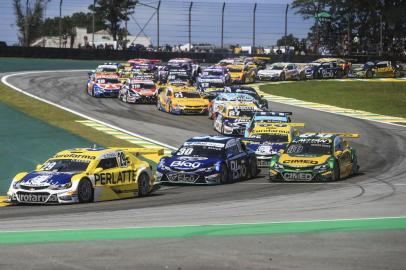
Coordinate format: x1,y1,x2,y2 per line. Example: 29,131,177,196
1,71,177,150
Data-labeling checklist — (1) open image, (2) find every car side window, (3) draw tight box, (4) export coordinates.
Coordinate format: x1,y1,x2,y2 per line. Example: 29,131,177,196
97,158,118,170
287,65,293,70
227,145,240,157
334,137,344,152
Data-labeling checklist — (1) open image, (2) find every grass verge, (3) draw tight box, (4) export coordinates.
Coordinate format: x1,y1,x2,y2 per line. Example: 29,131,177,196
260,81,406,118
0,82,140,149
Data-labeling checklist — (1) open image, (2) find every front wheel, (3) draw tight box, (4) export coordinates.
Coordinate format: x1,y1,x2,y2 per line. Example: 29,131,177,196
331,161,341,181
366,70,373,78
219,164,229,184
77,179,93,203
280,72,286,81
138,173,150,197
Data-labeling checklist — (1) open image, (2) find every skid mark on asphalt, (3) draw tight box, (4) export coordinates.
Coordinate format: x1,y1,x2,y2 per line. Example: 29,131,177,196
76,120,172,155
251,83,406,126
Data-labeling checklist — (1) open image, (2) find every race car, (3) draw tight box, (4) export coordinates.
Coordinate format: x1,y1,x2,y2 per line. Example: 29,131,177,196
118,63,136,83
88,63,119,78
196,66,230,92
243,122,304,168
244,111,293,137
227,64,257,84
303,61,345,79
348,61,406,78
157,136,258,184
128,58,161,65
269,133,360,182
7,146,163,204
168,58,200,78
87,72,123,97
257,62,300,81
224,86,269,110
214,101,262,135
119,78,157,104
208,92,257,119
314,58,351,75
157,86,209,115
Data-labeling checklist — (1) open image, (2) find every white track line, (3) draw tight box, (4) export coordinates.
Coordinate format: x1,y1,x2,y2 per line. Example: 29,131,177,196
1,71,177,150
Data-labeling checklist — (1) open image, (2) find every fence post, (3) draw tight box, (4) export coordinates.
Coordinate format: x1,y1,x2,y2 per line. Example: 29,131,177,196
252,3,257,54
92,0,96,47
189,1,193,52
59,0,63,48
157,0,161,49
221,2,225,49
284,4,289,46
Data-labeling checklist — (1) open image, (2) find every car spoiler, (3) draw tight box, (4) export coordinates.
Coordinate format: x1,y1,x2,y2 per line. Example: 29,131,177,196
254,122,305,128
110,147,165,156
254,111,292,117
302,133,360,138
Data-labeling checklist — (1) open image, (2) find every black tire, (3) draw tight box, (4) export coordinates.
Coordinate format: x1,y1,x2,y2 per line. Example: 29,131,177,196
138,173,150,197
299,71,306,80
280,72,286,81
247,158,258,179
219,164,229,184
335,70,343,79
366,70,373,78
351,156,359,176
91,87,95,97
331,161,341,181
77,179,93,203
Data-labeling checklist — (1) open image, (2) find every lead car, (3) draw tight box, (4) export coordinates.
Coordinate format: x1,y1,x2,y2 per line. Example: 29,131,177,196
7,147,163,204
157,136,259,185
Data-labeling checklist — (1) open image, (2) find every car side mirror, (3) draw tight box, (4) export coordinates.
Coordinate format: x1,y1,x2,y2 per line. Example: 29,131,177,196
335,151,343,157
36,164,42,170
94,167,103,174
278,149,285,155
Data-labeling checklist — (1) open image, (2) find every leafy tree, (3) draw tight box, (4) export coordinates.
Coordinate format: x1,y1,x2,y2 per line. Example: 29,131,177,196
13,0,47,46
277,34,299,47
89,0,138,41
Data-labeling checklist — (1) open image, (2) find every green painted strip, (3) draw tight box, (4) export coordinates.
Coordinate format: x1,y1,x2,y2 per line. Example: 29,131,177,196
1,217,406,245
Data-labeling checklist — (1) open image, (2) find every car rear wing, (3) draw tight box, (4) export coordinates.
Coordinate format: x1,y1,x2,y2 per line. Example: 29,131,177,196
110,147,165,156
301,133,360,138
254,122,305,128
254,111,292,117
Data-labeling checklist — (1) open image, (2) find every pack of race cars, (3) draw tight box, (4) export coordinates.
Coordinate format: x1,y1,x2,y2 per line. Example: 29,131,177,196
6,57,365,204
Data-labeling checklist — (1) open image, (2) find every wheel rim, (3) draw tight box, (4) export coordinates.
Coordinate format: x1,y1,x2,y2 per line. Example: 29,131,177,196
139,174,149,195
79,180,92,202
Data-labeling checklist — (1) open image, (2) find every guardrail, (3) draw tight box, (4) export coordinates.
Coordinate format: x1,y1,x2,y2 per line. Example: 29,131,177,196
1,46,405,64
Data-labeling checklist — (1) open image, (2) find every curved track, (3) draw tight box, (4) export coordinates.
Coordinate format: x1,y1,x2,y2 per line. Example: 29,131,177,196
1,71,406,269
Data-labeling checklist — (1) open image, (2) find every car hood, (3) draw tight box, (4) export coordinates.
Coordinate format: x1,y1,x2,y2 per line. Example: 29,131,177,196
247,143,286,156
172,98,208,106
259,70,282,75
279,154,330,167
19,171,74,187
95,83,122,89
164,156,220,170
199,75,224,81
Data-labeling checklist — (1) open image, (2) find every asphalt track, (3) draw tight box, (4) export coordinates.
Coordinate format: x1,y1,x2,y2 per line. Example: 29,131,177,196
1,71,406,269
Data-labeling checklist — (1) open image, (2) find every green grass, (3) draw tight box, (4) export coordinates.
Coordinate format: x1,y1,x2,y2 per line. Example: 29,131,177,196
0,83,138,148
260,81,406,118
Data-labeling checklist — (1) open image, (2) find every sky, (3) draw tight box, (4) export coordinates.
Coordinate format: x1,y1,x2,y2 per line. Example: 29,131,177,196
0,0,314,47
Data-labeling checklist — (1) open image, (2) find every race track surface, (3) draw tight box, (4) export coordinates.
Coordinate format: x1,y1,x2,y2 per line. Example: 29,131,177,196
1,71,406,269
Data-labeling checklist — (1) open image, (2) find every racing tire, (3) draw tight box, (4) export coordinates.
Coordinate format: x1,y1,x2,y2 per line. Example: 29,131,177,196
91,88,95,97
138,173,150,197
247,158,258,179
351,156,359,176
335,70,343,79
77,179,93,203
366,70,373,79
331,161,341,181
280,72,286,81
299,71,306,80
219,164,229,184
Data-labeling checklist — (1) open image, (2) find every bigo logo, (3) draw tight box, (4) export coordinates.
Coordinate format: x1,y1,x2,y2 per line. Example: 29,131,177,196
171,160,201,169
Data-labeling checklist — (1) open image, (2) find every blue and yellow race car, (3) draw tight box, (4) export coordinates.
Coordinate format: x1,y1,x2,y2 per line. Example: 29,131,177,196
157,136,259,184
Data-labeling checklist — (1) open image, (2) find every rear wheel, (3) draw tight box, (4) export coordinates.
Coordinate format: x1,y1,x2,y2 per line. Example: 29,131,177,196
366,70,373,78
280,72,286,81
247,158,258,179
219,164,229,184
91,87,95,97
331,161,341,181
77,179,93,203
138,173,150,197
351,156,359,176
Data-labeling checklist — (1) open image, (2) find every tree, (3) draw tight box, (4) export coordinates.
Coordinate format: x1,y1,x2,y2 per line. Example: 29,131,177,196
13,0,47,46
277,34,299,47
89,0,138,41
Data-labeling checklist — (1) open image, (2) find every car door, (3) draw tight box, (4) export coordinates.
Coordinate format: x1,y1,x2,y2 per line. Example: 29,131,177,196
93,155,121,189
226,139,247,180
334,137,352,177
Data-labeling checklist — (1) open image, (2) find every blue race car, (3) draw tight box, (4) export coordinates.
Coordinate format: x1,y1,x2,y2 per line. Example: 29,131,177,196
197,66,230,91
244,111,292,137
157,136,259,184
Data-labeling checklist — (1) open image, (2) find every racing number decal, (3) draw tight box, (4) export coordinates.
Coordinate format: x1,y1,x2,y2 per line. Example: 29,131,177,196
117,151,128,167
177,148,193,155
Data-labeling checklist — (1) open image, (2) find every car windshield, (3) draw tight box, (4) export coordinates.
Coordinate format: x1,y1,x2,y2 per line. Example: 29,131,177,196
203,70,223,76
96,78,119,84
40,159,90,172
130,83,154,89
286,142,332,156
101,68,117,72
174,92,201,98
249,133,289,143
271,66,284,70
176,145,225,158
228,67,242,72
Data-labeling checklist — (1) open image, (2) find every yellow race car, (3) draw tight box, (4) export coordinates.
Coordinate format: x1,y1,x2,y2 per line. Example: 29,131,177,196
227,64,257,84
269,133,360,182
7,147,163,204
157,86,209,115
